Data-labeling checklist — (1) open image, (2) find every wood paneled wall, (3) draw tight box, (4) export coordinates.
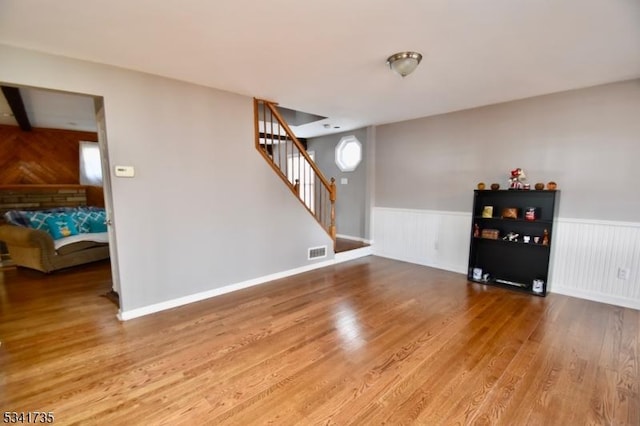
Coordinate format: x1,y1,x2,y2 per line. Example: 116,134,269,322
86,185,105,208
0,124,98,184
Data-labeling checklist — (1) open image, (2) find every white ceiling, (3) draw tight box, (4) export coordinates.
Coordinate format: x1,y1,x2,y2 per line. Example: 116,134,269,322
0,0,639,138
0,86,97,132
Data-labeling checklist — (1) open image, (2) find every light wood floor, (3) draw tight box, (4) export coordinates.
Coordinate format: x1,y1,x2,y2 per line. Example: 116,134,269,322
0,257,638,425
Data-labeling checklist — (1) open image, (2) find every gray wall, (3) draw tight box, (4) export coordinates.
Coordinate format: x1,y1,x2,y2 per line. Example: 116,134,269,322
0,44,333,313
375,79,640,221
308,128,369,239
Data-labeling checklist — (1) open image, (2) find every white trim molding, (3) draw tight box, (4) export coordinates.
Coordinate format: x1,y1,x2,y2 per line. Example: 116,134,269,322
336,234,372,244
372,207,470,274
118,248,372,321
335,245,372,263
372,207,640,310
120,212,640,320
549,217,640,310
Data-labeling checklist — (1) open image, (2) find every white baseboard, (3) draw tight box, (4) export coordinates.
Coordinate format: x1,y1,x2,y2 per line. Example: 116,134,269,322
336,234,371,244
335,246,372,263
372,207,640,311
120,212,640,321
118,249,371,321
118,258,335,321
373,251,467,275
550,285,640,310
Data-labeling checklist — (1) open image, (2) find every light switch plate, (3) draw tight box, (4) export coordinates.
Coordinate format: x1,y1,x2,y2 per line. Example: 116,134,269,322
341,178,348,185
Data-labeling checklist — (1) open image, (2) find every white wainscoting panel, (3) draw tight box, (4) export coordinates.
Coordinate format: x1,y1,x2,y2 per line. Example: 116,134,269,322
372,207,471,274
372,207,640,310
550,218,640,309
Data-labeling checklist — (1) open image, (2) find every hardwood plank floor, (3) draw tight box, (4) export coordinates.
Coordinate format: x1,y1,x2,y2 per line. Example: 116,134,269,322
0,257,637,425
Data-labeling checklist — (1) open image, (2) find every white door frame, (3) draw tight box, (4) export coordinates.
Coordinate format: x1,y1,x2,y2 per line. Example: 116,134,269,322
95,101,122,304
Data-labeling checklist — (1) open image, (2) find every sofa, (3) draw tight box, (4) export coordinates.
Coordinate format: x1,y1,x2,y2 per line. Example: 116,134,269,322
0,207,110,273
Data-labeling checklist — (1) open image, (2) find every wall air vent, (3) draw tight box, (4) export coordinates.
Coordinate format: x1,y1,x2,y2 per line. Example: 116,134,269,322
308,246,327,260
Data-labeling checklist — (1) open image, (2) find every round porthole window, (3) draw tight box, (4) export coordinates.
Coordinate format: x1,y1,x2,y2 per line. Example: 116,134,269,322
335,135,362,172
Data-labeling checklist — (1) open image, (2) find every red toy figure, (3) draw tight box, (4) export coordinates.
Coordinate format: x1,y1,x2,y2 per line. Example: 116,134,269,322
509,168,526,190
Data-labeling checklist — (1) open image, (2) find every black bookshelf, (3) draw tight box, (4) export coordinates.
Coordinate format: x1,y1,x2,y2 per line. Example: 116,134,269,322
467,189,559,296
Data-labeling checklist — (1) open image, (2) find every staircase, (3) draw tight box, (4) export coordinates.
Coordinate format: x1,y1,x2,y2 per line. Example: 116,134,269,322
253,98,336,249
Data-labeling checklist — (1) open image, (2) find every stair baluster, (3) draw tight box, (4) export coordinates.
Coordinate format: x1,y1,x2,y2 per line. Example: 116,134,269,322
253,98,336,249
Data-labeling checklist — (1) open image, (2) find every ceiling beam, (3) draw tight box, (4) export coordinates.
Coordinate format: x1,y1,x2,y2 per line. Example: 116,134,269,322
1,86,32,131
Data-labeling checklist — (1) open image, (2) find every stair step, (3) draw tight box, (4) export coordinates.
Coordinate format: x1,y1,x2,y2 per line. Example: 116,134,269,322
335,237,370,253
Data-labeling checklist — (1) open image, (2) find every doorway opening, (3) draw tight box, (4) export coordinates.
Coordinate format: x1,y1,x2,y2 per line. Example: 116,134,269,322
0,83,121,311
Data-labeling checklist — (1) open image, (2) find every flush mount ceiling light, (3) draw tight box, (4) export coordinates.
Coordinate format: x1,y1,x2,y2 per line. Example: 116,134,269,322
386,51,422,77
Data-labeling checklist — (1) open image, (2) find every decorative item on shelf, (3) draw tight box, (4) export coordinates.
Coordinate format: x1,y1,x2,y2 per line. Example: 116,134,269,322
503,232,519,242
523,235,531,243
481,229,500,239
501,207,518,219
508,167,526,190
546,181,557,190
472,267,483,280
532,279,544,293
535,182,545,190
534,236,540,244
477,182,486,190
473,223,480,237
524,207,538,221
482,273,490,282
496,278,527,288
523,183,530,190
490,183,500,190
482,206,494,218
542,229,549,245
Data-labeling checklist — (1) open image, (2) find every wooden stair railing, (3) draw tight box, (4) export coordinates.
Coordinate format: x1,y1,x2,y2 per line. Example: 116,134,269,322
254,98,336,247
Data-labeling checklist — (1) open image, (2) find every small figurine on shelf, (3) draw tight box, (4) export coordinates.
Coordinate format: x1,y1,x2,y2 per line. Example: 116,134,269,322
503,232,519,242
508,168,527,190
473,223,480,237
542,229,549,246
